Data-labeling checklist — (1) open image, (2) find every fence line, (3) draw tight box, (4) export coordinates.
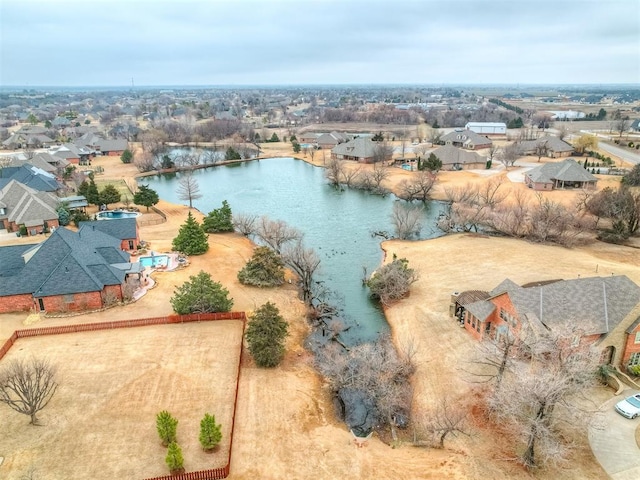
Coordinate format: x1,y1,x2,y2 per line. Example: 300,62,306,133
0,312,246,480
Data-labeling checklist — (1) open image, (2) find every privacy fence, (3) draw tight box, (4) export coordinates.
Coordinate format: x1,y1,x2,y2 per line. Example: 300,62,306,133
0,312,246,480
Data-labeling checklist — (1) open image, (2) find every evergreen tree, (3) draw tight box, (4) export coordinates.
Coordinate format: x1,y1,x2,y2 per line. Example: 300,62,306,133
170,270,233,314
290,134,297,142
237,246,285,287
57,204,71,226
225,147,241,160
269,132,280,142
133,184,160,211
172,211,209,255
203,200,234,233
86,177,100,206
165,442,184,474
77,180,89,199
292,141,301,153
245,302,289,367
99,184,121,207
422,153,442,172
199,413,222,451
120,149,133,164
156,410,178,446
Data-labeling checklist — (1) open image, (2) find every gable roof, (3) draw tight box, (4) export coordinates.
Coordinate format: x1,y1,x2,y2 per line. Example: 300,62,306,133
519,136,574,155
441,129,492,147
0,164,61,192
431,145,485,165
331,137,377,159
488,275,640,335
78,218,138,240
0,180,59,225
525,158,597,185
0,226,129,297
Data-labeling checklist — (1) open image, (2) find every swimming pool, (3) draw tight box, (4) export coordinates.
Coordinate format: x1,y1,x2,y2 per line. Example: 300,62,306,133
139,254,169,268
97,210,141,220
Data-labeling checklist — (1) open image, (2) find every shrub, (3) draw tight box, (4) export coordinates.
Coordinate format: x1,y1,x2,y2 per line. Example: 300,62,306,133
203,200,234,233
237,246,285,287
245,302,289,367
165,442,184,474
199,413,222,451
628,142,635,148
156,410,178,446
170,270,233,314
367,257,418,305
628,364,640,376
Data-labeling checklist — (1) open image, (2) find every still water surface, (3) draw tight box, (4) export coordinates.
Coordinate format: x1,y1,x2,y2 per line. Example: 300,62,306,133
141,157,446,344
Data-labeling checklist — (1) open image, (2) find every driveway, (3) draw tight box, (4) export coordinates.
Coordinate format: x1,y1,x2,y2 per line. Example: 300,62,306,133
589,389,640,479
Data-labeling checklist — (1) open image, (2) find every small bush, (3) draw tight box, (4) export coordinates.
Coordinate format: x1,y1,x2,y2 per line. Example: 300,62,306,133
628,364,640,376
628,142,635,148
165,442,184,474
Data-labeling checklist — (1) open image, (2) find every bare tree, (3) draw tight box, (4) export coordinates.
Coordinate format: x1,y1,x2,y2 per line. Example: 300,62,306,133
256,216,301,254
325,158,345,187
341,164,362,188
414,144,430,160
397,171,436,202
616,117,630,138
372,142,394,164
391,202,423,239
428,128,441,147
282,239,321,304
486,145,498,165
534,140,549,162
367,257,418,305
414,396,469,449
177,172,202,209
487,324,600,468
134,151,156,173
498,143,520,170
0,358,58,425
232,212,258,237
369,162,390,193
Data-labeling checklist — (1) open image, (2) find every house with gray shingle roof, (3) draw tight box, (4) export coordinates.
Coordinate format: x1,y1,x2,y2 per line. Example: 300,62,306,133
0,225,136,314
524,158,597,190
441,129,492,150
455,276,640,367
431,145,486,170
0,180,61,235
518,136,574,158
78,218,140,251
331,137,383,164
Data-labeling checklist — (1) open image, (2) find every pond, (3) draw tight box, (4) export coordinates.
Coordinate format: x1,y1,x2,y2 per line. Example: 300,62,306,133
140,157,446,344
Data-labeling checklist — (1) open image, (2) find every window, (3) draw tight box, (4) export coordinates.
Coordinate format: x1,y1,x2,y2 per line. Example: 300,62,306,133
635,332,640,344
500,308,506,321
64,294,74,304
629,353,640,366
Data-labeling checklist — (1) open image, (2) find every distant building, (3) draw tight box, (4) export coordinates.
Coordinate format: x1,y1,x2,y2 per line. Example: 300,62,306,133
441,129,492,150
465,122,506,135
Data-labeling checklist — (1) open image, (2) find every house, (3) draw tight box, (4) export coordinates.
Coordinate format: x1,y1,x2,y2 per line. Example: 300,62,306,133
49,143,92,165
96,138,128,156
630,119,640,132
299,133,319,144
0,164,63,193
441,129,493,150
524,158,597,191
78,218,140,251
331,137,385,164
0,180,61,235
0,226,139,314
431,145,487,170
518,136,574,158
58,195,88,212
465,122,506,135
316,131,349,149
453,275,640,367
2,133,55,149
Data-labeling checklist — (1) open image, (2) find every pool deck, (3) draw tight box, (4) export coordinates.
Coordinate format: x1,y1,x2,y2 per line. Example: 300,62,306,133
131,251,188,301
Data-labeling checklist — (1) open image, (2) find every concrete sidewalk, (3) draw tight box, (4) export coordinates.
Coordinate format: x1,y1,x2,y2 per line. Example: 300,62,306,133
589,389,640,480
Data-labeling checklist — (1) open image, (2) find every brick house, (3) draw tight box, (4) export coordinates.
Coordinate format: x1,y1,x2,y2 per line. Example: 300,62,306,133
0,180,61,236
453,276,640,367
518,136,574,158
441,129,493,150
431,145,487,171
524,158,597,191
78,217,140,251
331,137,385,164
0,226,138,314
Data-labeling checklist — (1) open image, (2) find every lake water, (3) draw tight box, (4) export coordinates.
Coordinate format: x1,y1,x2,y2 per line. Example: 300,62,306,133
140,157,446,344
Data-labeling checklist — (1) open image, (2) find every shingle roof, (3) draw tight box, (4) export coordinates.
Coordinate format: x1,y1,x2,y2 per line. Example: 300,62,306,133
331,137,377,159
525,159,597,184
489,276,640,335
466,300,496,321
78,218,138,240
0,226,129,297
0,180,59,225
519,136,574,155
431,145,485,166
441,129,492,148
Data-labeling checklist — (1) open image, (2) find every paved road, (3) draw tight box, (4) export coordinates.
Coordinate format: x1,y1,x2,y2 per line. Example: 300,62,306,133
597,142,640,166
589,390,640,480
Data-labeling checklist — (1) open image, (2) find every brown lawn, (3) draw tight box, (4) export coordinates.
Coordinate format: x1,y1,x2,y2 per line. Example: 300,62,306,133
1,142,637,479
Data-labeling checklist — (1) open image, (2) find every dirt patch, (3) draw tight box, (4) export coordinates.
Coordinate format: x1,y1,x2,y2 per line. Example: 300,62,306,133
0,321,242,479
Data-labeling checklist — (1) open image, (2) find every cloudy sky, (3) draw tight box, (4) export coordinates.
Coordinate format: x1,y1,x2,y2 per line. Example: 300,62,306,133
1,0,638,87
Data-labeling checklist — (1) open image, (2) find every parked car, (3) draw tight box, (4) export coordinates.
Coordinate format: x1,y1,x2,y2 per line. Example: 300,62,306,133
615,393,640,419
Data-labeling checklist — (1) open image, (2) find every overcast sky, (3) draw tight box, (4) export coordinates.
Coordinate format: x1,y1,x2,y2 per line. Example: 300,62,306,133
1,0,638,87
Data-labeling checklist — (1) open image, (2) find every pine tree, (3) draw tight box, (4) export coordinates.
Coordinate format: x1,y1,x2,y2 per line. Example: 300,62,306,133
237,246,285,287
170,270,233,314
86,178,100,206
245,302,289,367
133,184,160,211
156,410,178,446
99,184,121,207
172,211,209,255
199,413,222,451
203,200,234,233
165,442,184,474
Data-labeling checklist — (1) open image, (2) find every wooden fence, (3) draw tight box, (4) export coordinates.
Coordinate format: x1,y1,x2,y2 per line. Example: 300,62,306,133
0,312,246,480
